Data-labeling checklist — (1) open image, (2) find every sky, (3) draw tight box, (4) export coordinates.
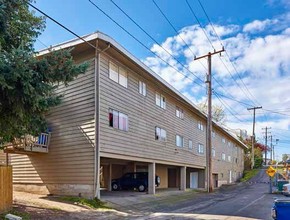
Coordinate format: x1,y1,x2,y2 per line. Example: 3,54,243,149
33,0,290,161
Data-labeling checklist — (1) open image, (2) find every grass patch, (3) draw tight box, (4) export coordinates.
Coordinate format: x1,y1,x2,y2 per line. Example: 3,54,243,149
0,209,30,220
57,196,110,209
240,169,259,182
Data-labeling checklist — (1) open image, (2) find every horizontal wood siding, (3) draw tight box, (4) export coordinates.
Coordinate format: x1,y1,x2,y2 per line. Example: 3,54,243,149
99,54,207,167
11,56,96,186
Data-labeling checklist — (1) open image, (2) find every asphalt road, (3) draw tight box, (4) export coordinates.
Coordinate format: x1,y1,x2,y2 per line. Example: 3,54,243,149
103,169,285,220
193,171,280,220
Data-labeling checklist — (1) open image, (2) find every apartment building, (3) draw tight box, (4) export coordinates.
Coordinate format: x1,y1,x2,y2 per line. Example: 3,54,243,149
3,32,246,198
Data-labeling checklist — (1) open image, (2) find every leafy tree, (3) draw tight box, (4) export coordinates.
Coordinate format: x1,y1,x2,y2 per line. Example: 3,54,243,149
197,103,226,123
282,154,289,162
0,0,88,144
242,138,266,169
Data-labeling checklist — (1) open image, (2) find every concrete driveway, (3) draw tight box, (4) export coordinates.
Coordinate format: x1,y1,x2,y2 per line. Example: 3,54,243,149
101,170,284,220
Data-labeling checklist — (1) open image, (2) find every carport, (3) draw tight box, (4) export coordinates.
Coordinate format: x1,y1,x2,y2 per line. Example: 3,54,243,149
100,158,206,195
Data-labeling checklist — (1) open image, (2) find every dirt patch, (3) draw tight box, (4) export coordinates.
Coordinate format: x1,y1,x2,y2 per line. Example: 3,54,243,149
7,191,130,220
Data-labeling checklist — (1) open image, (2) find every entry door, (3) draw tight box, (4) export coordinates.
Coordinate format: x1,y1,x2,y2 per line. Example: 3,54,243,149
190,172,198,189
168,168,177,187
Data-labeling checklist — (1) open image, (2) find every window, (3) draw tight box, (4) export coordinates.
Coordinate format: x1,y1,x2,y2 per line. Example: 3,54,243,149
222,138,226,143
212,147,216,157
198,121,204,131
139,81,146,96
228,141,232,147
176,106,184,119
109,109,128,131
155,127,166,141
188,140,193,150
176,135,184,147
109,62,128,88
155,93,166,109
198,143,204,154
235,158,238,163
228,155,231,162
222,153,226,161
212,130,215,138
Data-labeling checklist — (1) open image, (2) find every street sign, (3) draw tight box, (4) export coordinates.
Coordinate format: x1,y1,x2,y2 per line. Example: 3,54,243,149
266,166,276,177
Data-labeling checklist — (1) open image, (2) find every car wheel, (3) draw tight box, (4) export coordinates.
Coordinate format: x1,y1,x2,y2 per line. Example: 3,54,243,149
138,184,146,192
112,183,119,191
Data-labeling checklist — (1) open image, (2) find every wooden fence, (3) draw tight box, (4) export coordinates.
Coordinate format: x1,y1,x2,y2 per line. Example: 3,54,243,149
0,166,12,213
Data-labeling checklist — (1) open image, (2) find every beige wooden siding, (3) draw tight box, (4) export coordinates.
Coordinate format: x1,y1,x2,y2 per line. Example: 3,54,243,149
11,57,96,185
99,54,206,167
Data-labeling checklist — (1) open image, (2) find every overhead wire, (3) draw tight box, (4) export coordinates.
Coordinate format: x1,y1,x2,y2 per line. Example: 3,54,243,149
88,0,206,88
109,0,205,86
151,0,208,72
28,2,97,50
196,0,260,106
185,0,260,108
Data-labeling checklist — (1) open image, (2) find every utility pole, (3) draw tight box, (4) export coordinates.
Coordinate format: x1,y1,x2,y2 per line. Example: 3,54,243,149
262,127,271,165
273,139,279,162
270,135,273,162
194,48,224,193
247,106,262,169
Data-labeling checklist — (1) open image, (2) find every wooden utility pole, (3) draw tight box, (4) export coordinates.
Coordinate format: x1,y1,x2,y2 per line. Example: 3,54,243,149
194,48,224,193
247,106,262,169
262,126,271,165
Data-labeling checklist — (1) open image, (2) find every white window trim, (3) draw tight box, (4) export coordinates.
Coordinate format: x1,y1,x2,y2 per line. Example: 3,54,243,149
188,139,193,150
222,153,226,161
109,108,128,131
176,135,184,147
176,106,184,119
212,147,215,157
198,143,204,154
109,61,128,88
155,92,166,109
155,126,167,141
139,81,146,96
198,121,204,131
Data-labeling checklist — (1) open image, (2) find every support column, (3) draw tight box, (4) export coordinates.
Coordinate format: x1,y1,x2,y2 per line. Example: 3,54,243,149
148,162,156,194
180,166,186,191
107,163,112,191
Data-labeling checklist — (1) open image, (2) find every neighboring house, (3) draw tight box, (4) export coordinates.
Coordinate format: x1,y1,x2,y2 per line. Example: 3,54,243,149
3,32,247,198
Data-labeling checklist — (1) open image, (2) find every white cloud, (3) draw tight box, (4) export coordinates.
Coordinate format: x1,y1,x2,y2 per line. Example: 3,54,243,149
142,14,290,145
243,19,278,33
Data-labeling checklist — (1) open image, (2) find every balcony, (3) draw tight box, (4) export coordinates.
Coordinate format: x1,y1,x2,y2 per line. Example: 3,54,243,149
3,133,51,155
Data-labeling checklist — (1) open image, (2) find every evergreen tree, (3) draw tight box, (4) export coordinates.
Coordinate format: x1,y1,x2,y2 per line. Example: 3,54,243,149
0,0,88,143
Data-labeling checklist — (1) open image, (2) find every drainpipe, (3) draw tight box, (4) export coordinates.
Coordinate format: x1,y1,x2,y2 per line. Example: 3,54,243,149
94,41,111,199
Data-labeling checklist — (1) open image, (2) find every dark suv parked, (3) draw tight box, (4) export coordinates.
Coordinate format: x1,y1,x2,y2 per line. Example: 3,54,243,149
111,172,161,192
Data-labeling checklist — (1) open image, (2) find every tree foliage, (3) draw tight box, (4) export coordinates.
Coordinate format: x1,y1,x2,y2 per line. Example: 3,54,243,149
197,103,226,123
0,0,88,143
242,138,266,169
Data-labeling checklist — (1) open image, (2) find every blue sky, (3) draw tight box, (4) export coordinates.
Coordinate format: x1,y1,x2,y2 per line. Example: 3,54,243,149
33,0,290,161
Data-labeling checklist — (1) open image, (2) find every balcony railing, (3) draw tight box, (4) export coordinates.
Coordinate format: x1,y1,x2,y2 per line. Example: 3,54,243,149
3,133,51,154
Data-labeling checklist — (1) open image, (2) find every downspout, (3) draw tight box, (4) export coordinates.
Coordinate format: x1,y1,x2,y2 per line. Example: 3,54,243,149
94,41,111,199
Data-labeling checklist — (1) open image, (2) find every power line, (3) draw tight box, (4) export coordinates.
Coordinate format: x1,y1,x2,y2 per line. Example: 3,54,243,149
185,0,215,50
196,0,260,106
28,2,97,50
185,0,258,108
213,91,245,123
109,0,205,85
88,0,205,88
151,0,208,72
